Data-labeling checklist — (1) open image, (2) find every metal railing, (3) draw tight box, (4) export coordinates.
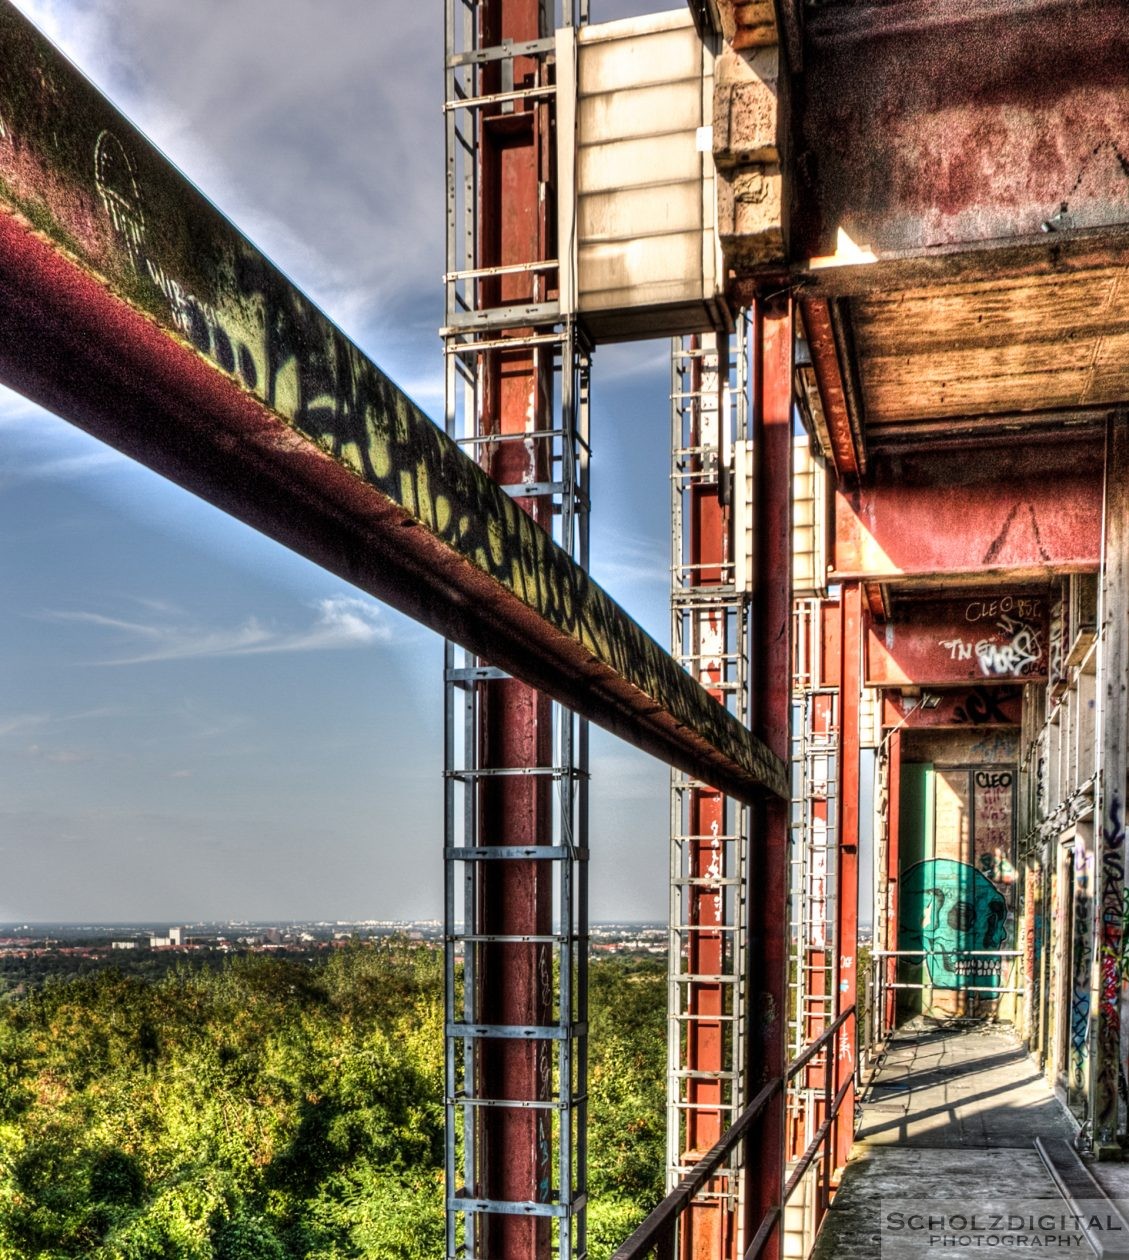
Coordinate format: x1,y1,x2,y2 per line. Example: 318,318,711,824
869,949,1024,1046
612,1005,857,1260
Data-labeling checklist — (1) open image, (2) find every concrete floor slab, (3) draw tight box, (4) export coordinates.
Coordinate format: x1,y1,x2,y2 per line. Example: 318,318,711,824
858,1023,1075,1150
809,1023,1083,1259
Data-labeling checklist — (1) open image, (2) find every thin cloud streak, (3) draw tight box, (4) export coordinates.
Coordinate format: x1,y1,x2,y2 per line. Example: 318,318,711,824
0,388,128,486
0,714,49,738
44,595,393,665
590,533,669,592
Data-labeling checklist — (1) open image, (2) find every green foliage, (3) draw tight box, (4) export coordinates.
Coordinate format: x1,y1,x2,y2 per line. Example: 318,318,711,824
0,943,666,1260
211,1216,286,1260
586,957,667,1260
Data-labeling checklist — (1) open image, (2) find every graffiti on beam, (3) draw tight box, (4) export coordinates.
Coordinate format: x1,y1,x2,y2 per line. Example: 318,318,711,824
953,685,1022,727
0,0,786,803
939,613,1044,679
936,595,1046,680
94,131,264,395
962,596,1045,626
898,859,1008,992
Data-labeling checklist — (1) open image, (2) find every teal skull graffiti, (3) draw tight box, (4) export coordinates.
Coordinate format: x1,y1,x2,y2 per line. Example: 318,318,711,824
899,859,1009,990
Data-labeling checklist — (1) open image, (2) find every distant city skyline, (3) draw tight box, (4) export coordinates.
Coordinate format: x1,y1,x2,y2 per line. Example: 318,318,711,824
0,0,682,923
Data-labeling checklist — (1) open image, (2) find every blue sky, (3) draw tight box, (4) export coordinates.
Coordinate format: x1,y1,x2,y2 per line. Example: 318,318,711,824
0,0,682,923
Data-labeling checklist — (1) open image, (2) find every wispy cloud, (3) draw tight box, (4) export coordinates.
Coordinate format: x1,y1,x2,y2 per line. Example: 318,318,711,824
43,595,393,665
23,743,95,765
589,750,667,804
590,532,669,592
0,713,49,738
0,386,127,486
0,707,125,739
10,0,443,362
594,340,673,385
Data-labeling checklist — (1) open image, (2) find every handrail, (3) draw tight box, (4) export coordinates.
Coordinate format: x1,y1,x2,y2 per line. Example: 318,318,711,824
611,1077,782,1260
873,948,1022,958
781,1076,853,1203
785,1005,855,1081
870,948,1024,1046
611,1004,857,1260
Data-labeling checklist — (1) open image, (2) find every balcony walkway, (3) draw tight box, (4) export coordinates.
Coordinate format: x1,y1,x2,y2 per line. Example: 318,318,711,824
808,1021,1126,1260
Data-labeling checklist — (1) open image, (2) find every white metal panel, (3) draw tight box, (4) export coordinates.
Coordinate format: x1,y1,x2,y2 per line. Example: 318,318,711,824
579,83,702,143
577,12,703,94
579,238,706,310
555,27,579,316
579,182,702,240
558,8,723,340
578,132,700,194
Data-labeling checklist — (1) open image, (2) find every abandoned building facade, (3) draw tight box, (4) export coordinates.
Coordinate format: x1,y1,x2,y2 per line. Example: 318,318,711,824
0,0,1127,1256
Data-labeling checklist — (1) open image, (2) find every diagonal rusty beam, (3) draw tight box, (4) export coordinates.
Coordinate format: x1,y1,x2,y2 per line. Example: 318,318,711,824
0,2,785,803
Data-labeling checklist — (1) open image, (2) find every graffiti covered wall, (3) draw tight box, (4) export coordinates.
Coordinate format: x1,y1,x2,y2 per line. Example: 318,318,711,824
868,595,1048,688
899,858,1009,989
897,729,1020,1018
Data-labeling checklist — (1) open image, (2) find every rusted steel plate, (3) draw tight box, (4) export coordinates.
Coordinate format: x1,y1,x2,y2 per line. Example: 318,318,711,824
866,594,1049,687
881,686,1023,731
832,446,1102,584
793,0,1129,264
0,3,785,802
799,297,860,479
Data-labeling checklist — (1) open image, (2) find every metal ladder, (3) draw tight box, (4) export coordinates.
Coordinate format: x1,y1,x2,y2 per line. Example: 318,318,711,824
786,600,838,1163
441,2,589,1256
666,326,753,1257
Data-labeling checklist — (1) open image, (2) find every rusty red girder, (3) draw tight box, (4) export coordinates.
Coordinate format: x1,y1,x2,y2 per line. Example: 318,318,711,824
832,444,1103,585
745,298,793,1260
0,2,785,804
866,594,1050,689
880,687,1023,731
473,0,554,1251
800,297,861,481
682,338,736,1260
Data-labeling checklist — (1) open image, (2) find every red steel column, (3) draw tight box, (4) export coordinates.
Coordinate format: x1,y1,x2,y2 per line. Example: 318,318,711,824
683,344,735,1260
476,0,553,1254
884,729,902,1036
834,583,862,1174
746,296,792,1260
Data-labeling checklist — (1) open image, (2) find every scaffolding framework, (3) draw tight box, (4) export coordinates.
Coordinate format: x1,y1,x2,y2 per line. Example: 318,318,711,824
442,2,590,1256
667,328,752,1259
